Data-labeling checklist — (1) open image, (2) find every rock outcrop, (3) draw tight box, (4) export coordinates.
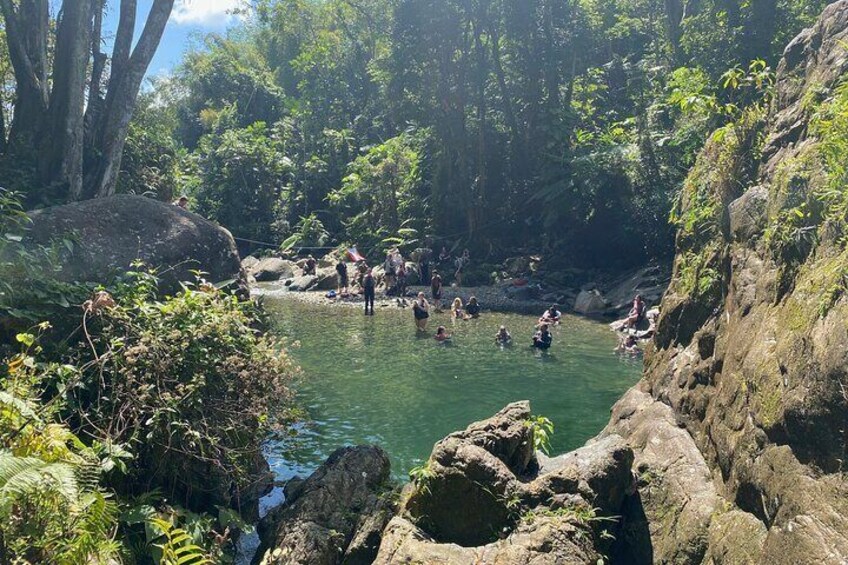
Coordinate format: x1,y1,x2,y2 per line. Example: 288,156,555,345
250,257,299,282
22,195,244,292
254,445,392,565
605,3,848,562
373,402,635,564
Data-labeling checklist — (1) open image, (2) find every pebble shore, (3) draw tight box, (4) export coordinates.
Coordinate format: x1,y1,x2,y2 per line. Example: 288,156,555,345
252,283,554,316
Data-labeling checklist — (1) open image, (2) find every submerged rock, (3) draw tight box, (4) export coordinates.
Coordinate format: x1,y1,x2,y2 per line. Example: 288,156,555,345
254,445,392,565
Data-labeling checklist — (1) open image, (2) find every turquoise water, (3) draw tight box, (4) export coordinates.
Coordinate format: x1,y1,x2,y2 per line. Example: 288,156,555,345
260,293,642,482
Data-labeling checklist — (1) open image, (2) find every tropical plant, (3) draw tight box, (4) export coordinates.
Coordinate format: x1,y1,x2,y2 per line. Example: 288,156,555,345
524,415,555,455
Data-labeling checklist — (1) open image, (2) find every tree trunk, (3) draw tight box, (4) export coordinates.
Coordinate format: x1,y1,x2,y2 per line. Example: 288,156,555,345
81,0,174,200
0,0,49,150
664,0,684,64
42,0,93,199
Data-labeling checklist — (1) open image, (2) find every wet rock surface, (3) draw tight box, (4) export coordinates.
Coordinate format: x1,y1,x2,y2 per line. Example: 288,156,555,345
254,445,392,565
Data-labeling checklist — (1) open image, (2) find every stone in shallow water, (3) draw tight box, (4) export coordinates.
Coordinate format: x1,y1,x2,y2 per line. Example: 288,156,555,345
254,445,391,565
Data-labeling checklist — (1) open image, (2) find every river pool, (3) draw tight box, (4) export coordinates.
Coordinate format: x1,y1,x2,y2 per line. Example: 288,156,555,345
258,292,642,485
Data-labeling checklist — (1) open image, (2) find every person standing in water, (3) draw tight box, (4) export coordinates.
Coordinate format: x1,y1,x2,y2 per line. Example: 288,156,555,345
430,271,443,312
363,268,376,315
413,292,430,331
465,296,481,318
533,324,553,350
495,326,512,345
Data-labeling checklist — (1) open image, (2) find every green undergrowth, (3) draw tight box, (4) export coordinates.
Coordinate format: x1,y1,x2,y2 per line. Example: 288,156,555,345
669,108,765,303
0,277,300,563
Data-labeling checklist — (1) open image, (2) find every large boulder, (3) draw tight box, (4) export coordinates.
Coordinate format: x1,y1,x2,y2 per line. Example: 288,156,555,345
288,275,318,292
379,403,634,564
21,195,243,292
252,257,298,282
254,445,392,565
313,267,339,291
403,402,537,546
573,289,607,315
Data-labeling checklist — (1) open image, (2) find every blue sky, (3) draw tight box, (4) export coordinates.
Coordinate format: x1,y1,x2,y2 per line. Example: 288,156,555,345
95,1,244,77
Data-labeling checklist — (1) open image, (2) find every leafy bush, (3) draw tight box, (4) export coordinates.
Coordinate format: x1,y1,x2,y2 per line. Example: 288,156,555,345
59,273,300,511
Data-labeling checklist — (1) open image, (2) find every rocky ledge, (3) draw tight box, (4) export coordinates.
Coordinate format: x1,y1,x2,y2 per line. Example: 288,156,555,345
256,402,638,565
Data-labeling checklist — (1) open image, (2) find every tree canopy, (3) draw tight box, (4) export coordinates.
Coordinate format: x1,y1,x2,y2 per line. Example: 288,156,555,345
0,0,831,269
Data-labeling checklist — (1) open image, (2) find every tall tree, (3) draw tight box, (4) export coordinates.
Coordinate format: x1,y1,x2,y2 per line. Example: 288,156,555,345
0,0,174,204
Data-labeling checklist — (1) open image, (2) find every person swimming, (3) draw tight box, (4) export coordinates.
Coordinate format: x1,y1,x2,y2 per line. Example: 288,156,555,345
435,325,451,342
465,296,481,318
533,324,553,350
495,326,512,345
539,305,562,325
616,334,641,354
451,297,465,320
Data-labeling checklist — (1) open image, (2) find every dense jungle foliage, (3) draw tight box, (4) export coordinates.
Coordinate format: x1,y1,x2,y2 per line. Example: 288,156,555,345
0,189,299,563
108,0,830,269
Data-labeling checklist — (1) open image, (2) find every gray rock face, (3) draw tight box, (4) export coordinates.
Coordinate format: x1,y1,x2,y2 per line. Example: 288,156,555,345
632,3,848,563
573,289,607,315
729,185,769,242
254,445,392,565
252,257,298,282
600,388,721,564
22,195,243,292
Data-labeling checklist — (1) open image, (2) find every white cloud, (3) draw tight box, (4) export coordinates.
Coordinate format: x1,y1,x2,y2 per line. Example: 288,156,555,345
172,0,242,26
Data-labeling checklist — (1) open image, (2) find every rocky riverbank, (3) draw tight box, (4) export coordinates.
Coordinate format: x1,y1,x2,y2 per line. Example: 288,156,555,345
251,263,670,319
251,3,848,563
254,402,636,565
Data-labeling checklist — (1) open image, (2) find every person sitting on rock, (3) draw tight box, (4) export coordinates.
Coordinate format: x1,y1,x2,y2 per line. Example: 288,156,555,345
533,324,553,350
495,326,512,346
304,255,317,275
465,296,481,318
625,295,646,328
539,305,562,325
435,325,451,342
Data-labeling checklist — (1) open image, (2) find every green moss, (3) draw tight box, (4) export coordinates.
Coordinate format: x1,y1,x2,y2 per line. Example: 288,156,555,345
675,243,722,300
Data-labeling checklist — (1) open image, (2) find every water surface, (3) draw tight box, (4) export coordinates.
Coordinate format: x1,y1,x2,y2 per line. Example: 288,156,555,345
260,293,642,482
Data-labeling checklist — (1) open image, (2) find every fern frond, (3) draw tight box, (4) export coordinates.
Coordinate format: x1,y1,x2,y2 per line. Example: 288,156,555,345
0,452,80,517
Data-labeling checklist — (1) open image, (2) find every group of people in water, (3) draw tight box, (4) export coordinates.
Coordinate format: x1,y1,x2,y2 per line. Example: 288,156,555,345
406,289,562,351
324,248,649,355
